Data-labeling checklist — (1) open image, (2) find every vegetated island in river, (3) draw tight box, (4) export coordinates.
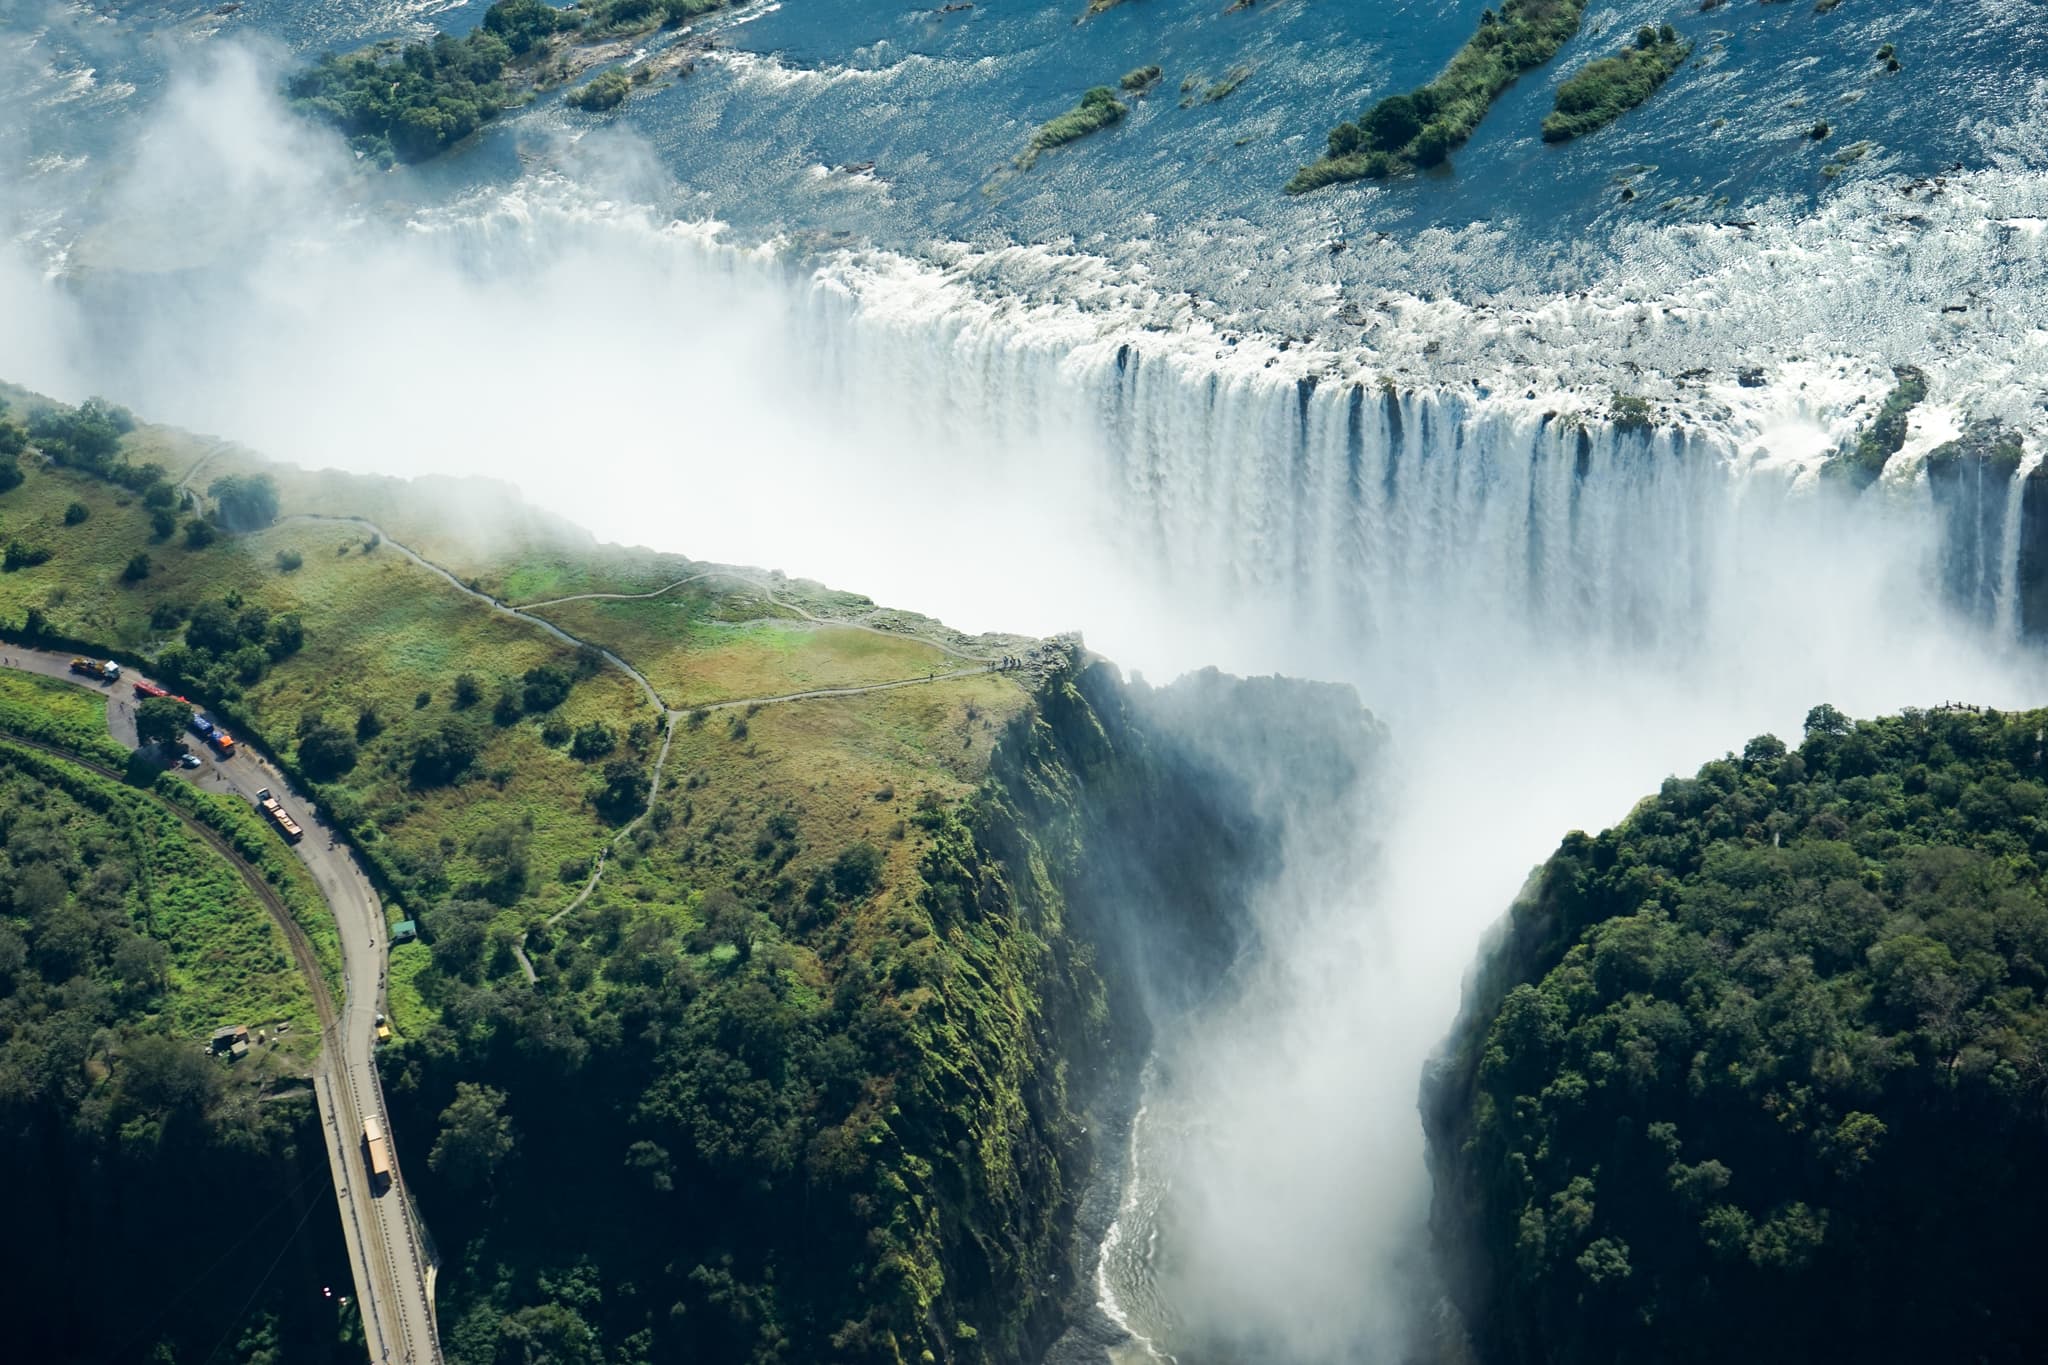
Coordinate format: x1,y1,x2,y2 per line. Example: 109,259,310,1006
287,0,729,164
1287,0,1589,194
1542,24,1691,142
1016,85,1128,168
0,379,1383,1365
1427,702,2048,1365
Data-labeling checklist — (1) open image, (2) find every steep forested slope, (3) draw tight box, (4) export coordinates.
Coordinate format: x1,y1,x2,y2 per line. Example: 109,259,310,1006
384,653,1380,1365
1427,703,2048,1365
0,732,349,1364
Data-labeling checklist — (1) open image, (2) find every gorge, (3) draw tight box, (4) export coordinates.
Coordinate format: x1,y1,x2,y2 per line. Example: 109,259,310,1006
3,2,2046,1363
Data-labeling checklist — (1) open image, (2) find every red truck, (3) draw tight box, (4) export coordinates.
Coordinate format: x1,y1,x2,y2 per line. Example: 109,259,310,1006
132,680,191,704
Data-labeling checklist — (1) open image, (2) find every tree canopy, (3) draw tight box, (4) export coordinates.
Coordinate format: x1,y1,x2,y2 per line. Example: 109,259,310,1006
208,473,280,531
1431,703,2048,1365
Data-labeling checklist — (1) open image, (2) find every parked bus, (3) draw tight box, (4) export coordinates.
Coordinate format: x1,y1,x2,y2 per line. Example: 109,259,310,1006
363,1115,393,1191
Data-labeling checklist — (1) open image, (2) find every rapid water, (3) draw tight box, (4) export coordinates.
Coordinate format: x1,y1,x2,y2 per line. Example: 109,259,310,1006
4,4,2047,1362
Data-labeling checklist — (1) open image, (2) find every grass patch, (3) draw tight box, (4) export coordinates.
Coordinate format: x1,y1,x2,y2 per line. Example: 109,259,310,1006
1542,28,1690,142
0,426,647,927
0,738,320,1057
530,597,958,708
0,669,129,766
1289,0,1589,192
385,938,434,1039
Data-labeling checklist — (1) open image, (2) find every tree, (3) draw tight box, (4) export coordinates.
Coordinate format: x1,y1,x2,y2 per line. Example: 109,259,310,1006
428,1082,515,1190
207,474,279,532
1413,119,1455,168
830,843,884,900
521,663,573,713
265,614,304,660
123,553,152,583
469,825,530,904
1361,93,1423,152
452,673,483,710
570,722,616,761
63,502,89,525
135,697,192,750
594,758,647,820
296,714,359,781
182,518,216,550
409,720,481,787
355,706,384,742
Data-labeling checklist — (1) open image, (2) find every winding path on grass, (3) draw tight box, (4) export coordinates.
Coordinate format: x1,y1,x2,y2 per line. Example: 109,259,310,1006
279,518,1027,980
0,652,442,1365
513,572,1003,665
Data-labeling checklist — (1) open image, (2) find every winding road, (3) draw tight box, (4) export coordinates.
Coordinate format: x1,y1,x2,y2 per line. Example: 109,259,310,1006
0,648,441,1365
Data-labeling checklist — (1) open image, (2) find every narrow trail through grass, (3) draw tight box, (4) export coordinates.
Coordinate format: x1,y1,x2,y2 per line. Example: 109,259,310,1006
281,516,1019,975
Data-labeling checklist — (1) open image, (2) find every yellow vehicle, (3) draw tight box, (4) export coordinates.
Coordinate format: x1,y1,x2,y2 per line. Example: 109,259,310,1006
363,1115,393,1190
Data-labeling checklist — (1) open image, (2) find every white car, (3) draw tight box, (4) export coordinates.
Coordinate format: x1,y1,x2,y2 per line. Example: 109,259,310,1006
177,753,202,769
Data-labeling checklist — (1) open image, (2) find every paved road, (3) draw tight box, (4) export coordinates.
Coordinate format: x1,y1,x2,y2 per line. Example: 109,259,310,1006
0,648,441,1365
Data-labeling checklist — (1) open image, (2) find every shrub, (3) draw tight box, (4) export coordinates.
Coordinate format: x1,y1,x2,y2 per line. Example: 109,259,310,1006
1611,393,1655,431
409,720,482,787
149,509,176,541
829,843,884,900
182,518,216,549
297,714,360,781
208,473,279,531
123,553,152,583
594,758,648,820
63,502,89,525
1119,64,1161,92
452,673,483,709
521,663,573,713
565,68,630,111
3,541,51,572
1541,34,1691,143
1016,86,1127,168
276,549,304,573
570,721,617,761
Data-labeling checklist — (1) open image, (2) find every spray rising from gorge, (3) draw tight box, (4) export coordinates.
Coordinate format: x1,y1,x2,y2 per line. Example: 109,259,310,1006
4,43,2047,1365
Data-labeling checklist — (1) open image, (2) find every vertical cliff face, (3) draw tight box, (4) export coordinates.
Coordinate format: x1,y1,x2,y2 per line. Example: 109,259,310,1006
1926,421,2044,639
915,649,1383,1364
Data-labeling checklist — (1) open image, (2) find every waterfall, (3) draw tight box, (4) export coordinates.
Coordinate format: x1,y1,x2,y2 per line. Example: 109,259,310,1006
791,264,2041,673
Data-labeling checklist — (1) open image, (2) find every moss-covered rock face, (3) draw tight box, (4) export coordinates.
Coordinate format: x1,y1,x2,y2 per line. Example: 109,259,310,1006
1424,704,2048,1365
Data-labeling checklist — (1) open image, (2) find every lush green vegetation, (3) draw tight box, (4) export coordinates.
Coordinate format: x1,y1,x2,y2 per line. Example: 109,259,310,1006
1289,0,1589,193
371,652,1374,1364
1120,64,1162,92
1542,26,1690,142
286,27,522,165
0,390,648,930
0,725,350,1364
1,381,1386,1363
286,0,734,164
1016,86,1128,169
565,67,631,111
1429,703,2048,1364
1823,365,1927,489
